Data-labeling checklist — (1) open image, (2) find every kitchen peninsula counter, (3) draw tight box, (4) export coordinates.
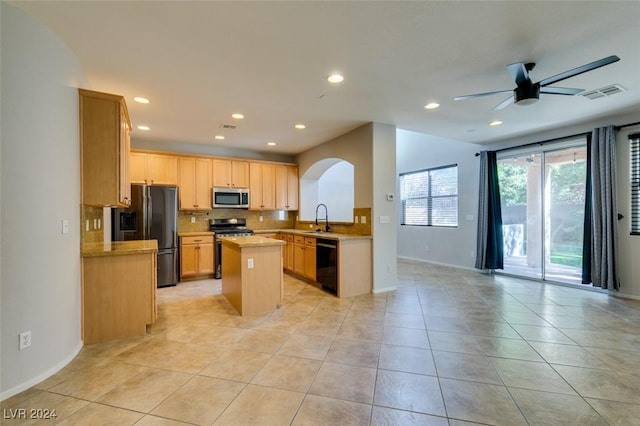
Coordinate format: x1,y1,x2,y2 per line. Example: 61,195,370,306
253,229,372,241
81,239,158,344
219,235,285,316
81,240,158,257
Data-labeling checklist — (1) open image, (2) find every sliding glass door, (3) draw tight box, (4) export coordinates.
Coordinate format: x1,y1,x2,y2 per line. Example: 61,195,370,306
497,143,587,284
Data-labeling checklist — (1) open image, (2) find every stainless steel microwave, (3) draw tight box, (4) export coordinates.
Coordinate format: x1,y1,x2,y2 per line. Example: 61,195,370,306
212,187,250,209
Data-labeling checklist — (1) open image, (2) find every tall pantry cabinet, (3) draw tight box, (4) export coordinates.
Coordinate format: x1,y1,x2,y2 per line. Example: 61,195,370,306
79,89,132,207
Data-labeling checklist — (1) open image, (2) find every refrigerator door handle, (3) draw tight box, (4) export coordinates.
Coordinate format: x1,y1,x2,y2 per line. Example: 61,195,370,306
146,189,152,240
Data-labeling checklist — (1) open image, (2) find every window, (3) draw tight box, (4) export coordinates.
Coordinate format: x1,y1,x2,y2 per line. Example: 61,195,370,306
400,164,458,227
630,133,640,235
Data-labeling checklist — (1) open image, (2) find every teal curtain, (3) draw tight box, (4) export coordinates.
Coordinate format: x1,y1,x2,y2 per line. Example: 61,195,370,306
475,151,504,270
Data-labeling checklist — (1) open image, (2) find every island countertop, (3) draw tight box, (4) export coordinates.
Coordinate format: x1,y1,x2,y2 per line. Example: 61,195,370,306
81,240,158,257
219,235,286,248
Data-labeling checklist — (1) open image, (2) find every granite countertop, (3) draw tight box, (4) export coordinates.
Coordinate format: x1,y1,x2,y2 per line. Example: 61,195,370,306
178,231,215,237
81,240,158,257
254,228,372,241
219,235,286,248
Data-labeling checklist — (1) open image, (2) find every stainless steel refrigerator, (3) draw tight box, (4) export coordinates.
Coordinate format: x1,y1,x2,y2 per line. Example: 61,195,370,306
112,185,179,287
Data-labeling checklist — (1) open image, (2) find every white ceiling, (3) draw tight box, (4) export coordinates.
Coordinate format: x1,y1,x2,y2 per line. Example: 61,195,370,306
11,1,640,155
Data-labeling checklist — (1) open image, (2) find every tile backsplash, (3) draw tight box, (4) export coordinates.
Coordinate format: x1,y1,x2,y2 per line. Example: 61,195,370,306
81,205,105,244
178,207,371,235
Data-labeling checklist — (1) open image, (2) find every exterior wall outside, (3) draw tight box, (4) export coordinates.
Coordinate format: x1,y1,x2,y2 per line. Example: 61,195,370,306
1,3,87,399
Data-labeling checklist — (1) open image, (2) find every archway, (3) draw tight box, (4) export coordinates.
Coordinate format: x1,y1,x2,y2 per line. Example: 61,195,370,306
300,158,354,222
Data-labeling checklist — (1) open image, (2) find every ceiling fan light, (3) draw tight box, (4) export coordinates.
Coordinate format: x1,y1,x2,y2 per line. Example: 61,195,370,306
514,84,540,105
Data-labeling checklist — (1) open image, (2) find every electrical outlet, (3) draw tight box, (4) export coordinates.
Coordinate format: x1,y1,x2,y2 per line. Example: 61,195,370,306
259,215,263,222
61,219,69,235
85,220,90,232
97,218,101,229
247,258,254,269
361,216,366,224
354,216,359,223
191,216,196,223
93,219,98,229
19,331,31,350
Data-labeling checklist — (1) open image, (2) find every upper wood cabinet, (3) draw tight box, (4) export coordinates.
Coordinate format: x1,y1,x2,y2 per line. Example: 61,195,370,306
79,89,131,207
178,157,211,210
212,159,249,188
249,162,276,210
275,165,299,211
130,152,179,185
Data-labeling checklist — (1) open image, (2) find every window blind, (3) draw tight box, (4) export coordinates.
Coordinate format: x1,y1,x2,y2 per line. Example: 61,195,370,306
631,133,640,235
400,164,458,227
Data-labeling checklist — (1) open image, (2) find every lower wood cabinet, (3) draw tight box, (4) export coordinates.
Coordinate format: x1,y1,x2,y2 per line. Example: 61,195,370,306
180,235,214,279
291,235,316,280
82,251,157,344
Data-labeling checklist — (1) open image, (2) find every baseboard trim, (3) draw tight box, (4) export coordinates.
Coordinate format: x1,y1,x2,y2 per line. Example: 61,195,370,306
0,340,83,401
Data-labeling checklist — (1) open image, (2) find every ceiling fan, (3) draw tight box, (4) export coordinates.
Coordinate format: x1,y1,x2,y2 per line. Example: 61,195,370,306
454,55,620,110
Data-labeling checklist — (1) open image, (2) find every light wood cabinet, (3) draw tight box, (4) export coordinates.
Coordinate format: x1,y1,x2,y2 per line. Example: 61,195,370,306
304,237,316,280
82,251,157,344
249,162,276,210
179,157,212,210
130,152,178,185
180,235,214,279
275,165,299,210
213,159,249,188
292,235,316,280
79,89,132,207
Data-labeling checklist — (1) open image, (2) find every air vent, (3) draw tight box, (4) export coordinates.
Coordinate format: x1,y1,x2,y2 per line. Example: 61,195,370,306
220,124,236,129
580,84,626,100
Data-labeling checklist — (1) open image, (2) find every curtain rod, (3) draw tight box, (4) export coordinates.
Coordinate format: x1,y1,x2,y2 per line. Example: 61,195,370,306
474,132,589,157
474,120,640,157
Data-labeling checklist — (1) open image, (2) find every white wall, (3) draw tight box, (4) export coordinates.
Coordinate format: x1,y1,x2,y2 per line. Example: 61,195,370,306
1,3,86,399
615,124,640,300
396,129,479,268
318,161,354,222
372,123,397,292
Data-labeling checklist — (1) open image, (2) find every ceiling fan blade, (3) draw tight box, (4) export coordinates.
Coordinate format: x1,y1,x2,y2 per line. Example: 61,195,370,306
492,96,514,111
538,55,620,87
540,87,584,96
507,62,530,85
454,89,512,101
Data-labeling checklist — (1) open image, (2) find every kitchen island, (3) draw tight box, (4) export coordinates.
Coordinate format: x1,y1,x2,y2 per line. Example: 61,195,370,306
219,235,286,316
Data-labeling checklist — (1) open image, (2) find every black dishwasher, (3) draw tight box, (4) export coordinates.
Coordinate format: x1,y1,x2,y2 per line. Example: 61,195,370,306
316,239,338,294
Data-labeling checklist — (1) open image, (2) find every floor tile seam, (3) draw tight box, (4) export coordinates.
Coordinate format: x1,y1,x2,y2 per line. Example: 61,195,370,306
369,400,451,422
548,361,640,390
433,352,508,388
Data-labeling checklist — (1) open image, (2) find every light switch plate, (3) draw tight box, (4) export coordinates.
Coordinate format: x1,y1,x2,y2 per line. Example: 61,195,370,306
61,219,69,235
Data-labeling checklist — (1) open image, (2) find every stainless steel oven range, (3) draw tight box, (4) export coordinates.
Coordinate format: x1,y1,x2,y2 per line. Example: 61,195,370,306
209,218,254,279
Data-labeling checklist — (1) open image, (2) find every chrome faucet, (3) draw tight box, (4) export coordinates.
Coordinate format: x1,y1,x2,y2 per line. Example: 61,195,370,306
315,203,331,232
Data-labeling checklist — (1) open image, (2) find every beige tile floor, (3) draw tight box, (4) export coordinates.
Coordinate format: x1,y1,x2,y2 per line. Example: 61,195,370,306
3,259,640,425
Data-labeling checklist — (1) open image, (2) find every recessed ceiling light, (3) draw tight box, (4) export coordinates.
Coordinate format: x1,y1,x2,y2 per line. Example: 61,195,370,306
424,102,440,110
137,125,150,131
231,113,244,119
327,74,344,83
134,97,150,104
267,142,277,146
489,120,503,126
214,135,225,140
294,124,306,130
